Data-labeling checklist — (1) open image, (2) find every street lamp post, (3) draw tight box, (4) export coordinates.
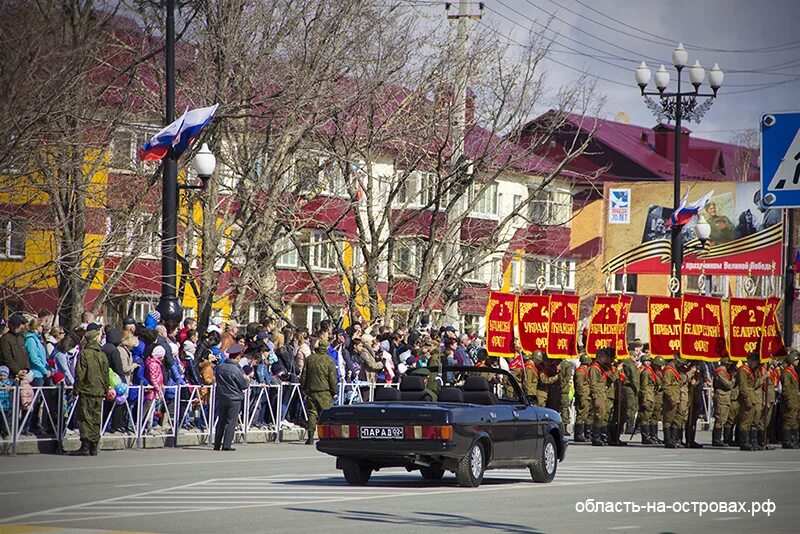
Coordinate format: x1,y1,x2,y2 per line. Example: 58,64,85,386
635,43,724,296
156,0,181,324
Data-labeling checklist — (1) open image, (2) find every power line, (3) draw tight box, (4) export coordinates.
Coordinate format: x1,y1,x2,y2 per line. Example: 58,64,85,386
572,0,800,54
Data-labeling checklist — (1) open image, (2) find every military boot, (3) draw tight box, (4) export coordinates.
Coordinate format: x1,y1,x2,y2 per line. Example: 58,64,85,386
722,426,733,447
738,429,750,451
650,424,662,444
584,426,593,442
782,429,794,449
641,425,653,444
674,427,684,448
591,426,605,446
573,424,586,442
600,426,610,445
305,428,315,445
664,427,676,449
89,441,99,456
793,429,800,449
711,428,725,447
757,430,774,450
67,439,91,456
624,419,634,435
749,429,760,451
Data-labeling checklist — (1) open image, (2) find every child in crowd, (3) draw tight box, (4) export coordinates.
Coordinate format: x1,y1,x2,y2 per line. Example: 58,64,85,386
0,366,14,437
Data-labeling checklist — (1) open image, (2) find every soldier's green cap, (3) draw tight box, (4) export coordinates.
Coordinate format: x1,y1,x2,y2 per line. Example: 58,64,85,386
785,353,797,365
747,351,760,361
639,353,652,362
411,367,431,376
719,356,731,364
653,356,666,366
531,350,545,362
579,353,591,364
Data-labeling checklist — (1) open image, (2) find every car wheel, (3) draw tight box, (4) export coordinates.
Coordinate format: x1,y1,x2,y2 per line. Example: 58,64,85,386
420,466,445,480
341,457,372,486
456,441,485,488
530,433,557,483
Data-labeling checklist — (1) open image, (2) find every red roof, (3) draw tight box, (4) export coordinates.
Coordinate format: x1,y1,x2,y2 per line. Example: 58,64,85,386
521,112,759,184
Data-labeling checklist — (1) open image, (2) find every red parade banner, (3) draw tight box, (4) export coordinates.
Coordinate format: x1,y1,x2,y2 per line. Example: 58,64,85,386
728,297,767,360
586,295,626,357
760,296,786,360
547,294,580,358
648,296,681,358
485,291,517,358
616,295,633,358
516,294,550,355
681,294,725,361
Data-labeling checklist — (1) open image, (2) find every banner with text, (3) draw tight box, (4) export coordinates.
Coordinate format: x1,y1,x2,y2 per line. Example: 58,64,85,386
728,297,767,360
760,296,786,360
485,291,517,358
517,294,550,355
547,294,580,358
586,295,625,357
681,294,726,361
648,296,682,358
616,295,633,358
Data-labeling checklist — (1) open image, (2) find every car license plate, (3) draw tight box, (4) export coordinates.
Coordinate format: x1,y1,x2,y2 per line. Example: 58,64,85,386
359,426,404,439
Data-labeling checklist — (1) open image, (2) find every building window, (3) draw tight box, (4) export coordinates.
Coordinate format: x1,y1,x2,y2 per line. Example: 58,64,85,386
0,218,25,259
302,230,340,271
468,182,498,217
395,170,445,207
611,273,638,293
393,239,418,278
110,129,136,170
132,298,157,323
108,211,160,258
292,152,346,197
523,257,576,290
528,188,571,226
686,275,726,296
276,234,298,268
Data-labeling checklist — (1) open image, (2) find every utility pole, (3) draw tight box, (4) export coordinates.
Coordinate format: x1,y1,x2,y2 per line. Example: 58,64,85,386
442,0,482,329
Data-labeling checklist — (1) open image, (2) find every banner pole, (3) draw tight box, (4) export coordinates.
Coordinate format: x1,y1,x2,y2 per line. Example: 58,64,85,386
782,208,794,348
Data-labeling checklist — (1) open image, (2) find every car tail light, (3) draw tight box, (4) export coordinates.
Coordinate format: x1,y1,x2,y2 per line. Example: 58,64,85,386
317,424,358,439
403,425,453,440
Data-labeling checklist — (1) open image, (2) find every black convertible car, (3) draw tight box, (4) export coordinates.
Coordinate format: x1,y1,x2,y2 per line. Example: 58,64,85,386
316,366,568,487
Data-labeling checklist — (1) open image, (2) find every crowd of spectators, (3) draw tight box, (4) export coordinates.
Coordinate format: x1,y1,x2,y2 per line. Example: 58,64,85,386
0,309,487,441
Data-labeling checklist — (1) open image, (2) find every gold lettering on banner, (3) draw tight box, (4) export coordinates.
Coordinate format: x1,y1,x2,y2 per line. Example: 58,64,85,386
653,324,680,336
523,322,547,334
551,322,575,335
489,320,512,333
590,323,620,335
733,326,763,337
682,324,721,337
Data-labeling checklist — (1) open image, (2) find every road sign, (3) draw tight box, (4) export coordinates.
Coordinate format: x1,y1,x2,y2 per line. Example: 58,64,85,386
761,112,800,208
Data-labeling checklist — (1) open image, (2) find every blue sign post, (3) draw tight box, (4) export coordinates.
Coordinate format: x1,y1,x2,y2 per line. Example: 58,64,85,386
761,112,800,208
760,111,799,348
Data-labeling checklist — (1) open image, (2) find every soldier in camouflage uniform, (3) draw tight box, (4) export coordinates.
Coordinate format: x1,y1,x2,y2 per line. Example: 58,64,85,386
546,359,573,435
573,353,592,442
536,355,558,408
513,350,540,403
755,357,777,450
589,347,614,446
69,324,109,456
638,353,659,444
606,351,627,446
651,356,665,444
780,351,799,449
725,360,740,446
737,352,761,451
300,333,338,445
661,354,684,449
712,356,735,447
622,345,640,434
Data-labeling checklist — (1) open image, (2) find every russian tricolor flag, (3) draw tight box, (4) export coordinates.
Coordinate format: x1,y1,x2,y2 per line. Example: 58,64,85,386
666,190,714,228
794,249,800,273
139,104,219,162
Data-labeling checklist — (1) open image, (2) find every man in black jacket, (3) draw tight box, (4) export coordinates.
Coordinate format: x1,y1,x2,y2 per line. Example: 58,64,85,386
0,314,29,378
102,327,126,433
213,344,249,451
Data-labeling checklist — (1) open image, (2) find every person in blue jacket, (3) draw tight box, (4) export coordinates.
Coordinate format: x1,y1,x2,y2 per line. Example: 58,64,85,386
23,317,50,434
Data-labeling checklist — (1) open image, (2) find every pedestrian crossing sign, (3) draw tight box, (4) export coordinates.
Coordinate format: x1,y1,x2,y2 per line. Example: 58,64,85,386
761,111,800,208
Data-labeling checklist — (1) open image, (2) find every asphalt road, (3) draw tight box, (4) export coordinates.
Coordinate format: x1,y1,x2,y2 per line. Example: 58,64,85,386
1,434,799,534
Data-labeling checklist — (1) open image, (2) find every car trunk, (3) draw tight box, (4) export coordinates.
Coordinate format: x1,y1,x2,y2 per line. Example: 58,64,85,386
325,403,453,425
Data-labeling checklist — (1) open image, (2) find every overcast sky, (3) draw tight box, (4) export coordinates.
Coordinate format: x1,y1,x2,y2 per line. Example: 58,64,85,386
411,0,800,144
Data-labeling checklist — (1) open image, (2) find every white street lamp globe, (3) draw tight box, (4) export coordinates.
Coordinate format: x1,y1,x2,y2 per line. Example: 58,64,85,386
708,63,724,89
695,215,712,242
635,61,651,87
654,65,670,90
192,143,216,178
672,42,688,68
689,60,705,86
